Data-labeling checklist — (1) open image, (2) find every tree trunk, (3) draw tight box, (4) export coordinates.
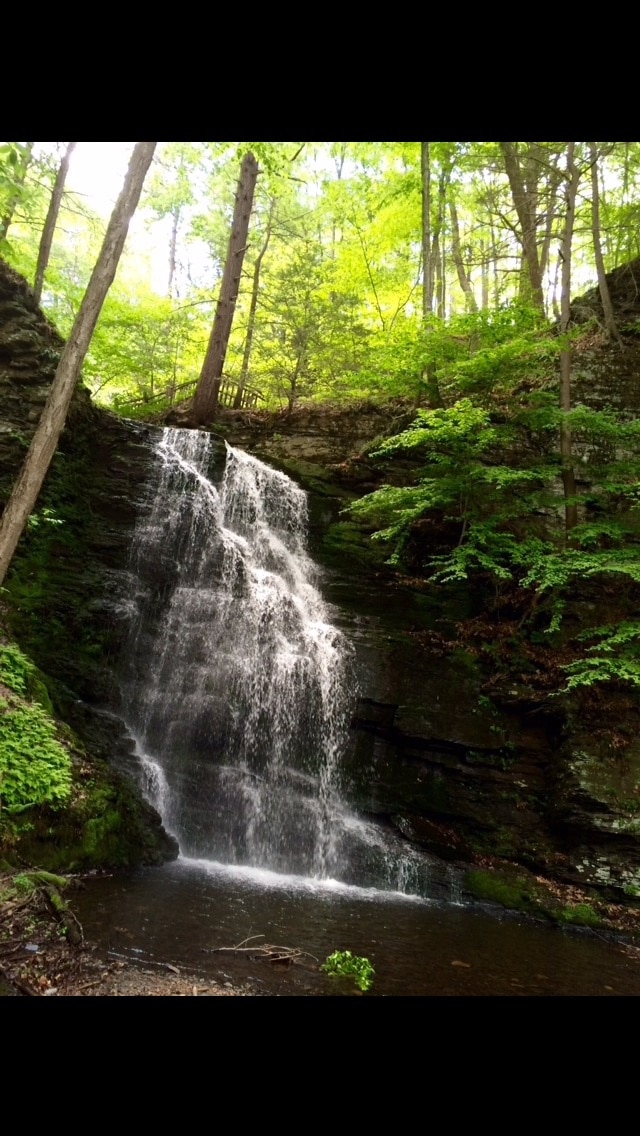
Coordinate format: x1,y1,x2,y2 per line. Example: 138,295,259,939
0,142,34,242
192,151,259,425
438,238,447,319
559,142,580,536
0,142,156,588
589,142,622,346
421,142,433,317
500,141,546,316
233,199,274,408
168,204,180,298
419,142,443,407
449,198,478,312
480,239,489,310
287,350,305,415
539,155,563,281
33,141,77,305
432,163,450,320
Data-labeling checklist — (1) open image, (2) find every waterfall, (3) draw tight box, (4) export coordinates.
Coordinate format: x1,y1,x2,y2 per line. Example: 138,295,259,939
122,427,436,894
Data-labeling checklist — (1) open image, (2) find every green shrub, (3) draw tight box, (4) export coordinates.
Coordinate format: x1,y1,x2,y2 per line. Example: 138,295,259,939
321,950,375,992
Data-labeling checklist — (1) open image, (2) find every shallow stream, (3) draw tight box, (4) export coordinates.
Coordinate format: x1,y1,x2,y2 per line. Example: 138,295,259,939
73,858,640,997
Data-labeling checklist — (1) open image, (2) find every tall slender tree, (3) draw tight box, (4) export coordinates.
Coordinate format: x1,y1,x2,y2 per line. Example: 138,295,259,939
33,141,77,305
589,142,622,346
233,197,274,408
0,142,156,587
192,150,259,424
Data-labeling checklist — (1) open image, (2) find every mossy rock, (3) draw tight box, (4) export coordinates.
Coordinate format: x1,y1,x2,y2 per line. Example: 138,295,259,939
12,764,178,871
465,865,606,929
554,902,603,929
466,867,536,912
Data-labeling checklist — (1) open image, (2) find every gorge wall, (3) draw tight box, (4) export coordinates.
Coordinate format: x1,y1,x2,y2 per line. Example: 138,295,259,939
3,256,640,908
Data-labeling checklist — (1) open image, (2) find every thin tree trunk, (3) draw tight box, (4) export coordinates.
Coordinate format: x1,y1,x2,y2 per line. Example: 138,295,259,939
491,222,501,308
559,142,580,536
589,142,622,346
449,198,478,312
432,233,442,319
287,349,305,414
331,143,347,257
233,199,274,409
421,142,433,316
432,164,450,320
480,239,489,310
0,142,156,588
192,151,259,425
438,238,446,319
168,205,180,298
420,141,443,407
0,142,34,242
539,157,562,280
551,249,561,321
33,141,77,305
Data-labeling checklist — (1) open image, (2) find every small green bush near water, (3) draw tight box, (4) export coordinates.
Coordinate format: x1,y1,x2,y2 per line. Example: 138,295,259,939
321,950,375,992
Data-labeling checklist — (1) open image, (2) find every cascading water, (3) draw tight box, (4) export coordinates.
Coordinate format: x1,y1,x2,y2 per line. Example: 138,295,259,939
122,427,435,895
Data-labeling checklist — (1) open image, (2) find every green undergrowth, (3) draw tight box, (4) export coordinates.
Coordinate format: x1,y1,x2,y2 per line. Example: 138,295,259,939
0,641,72,823
346,372,640,697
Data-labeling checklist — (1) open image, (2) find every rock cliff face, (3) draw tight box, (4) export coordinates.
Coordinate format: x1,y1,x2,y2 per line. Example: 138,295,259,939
0,261,177,867
3,257,640,903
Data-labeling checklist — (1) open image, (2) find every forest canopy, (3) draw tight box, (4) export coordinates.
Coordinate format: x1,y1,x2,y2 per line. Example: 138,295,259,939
1,140,637,414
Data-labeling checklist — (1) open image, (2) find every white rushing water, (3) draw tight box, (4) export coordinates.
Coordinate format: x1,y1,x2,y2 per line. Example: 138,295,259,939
122,428,435,894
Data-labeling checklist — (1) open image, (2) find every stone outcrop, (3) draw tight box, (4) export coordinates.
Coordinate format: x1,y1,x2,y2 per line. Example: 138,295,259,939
0,260,177,868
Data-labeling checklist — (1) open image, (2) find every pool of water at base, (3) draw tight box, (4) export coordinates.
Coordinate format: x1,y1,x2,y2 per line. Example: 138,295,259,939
72,858,640,997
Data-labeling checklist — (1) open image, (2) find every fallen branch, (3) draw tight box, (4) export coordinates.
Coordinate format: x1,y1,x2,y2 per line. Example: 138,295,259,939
213,935,318,966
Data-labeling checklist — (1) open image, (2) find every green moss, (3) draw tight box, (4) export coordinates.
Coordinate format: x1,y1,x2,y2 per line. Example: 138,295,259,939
82,808,122,856
555,902,603,929
466,867,607,930
11,760,176,872
466,868,532,910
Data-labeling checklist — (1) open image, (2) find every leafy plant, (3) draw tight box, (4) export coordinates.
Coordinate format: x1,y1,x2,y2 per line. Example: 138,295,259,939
0,642,71,818
0,643,36,695
321,949,375,992
562,622,640,690
0,698,72,815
